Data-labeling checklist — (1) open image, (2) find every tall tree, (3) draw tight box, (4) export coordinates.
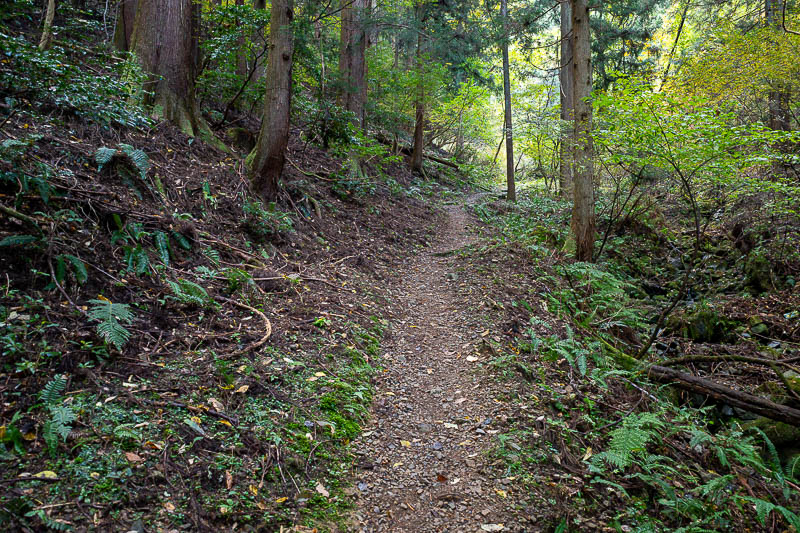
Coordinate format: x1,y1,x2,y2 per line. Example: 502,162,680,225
249,0,294,200
410,4,425,173
500,0,515,202
765,0,791,132
569,0,595,261
339,0,368,128
39,0,56,51
113,0,137,51
559,0,573,200
130,0,204,135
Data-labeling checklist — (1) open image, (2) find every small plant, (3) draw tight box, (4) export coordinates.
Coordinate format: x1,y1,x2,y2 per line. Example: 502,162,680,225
39,375,76,456
88,298,134,351
242,200,293,239
167,279,216,308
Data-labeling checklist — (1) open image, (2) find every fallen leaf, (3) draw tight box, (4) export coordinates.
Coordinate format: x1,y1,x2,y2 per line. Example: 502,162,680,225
495,489,507,498
225,470,233,489
436,474,448,483
481,525,504,532
124,452,144,463
163,501,175,512
249,484,259,496
400,440,411,448
582,446,593,461
34,470,58,479
454,398,467,405
218,419,232,427
190,416,202,425
275,496,288,504
466,355,479,362
314,371,326,377
235,385,249,393
443,422,458,429
207,397,225,411
315,482,329,498
306,376,319,382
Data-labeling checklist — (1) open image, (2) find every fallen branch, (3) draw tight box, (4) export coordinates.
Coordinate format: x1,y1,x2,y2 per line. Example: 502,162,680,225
646,364,800,426
219,296,272,358
0,204,42,231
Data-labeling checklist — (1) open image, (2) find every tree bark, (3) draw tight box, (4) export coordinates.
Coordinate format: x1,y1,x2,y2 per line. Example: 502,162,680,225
559,0,573,200
647,365,800,426
501,0,515,202
130,0,205,136
569,0,595,261
765,0,791,132
113,0,137,51
410,24,425,174
339,0,367,129
249,0,294,201
39,0,56,51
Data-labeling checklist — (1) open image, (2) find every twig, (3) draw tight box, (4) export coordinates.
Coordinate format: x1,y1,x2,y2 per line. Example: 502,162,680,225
219,296,273,358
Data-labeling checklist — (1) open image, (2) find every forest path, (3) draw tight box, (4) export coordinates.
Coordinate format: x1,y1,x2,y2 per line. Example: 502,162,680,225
352,194,528,532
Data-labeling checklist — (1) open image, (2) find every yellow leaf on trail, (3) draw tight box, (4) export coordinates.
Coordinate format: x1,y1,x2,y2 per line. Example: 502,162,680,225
315,482,329,498
235,385,249,393
495,489,507,498
190,416,202,425
225,470,233,489
275,496,288,504
34,470,58,479
249,484,259,496
218,420,232,427
400,440,411,448
314,372,326,377
163,502,175,512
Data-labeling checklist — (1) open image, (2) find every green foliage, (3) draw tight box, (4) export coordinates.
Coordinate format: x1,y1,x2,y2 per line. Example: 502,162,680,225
52,254,88,287
166,279,216,309
40,375,76,456
242,200,293,238
87,299,134,351
0,30,152,127
592,412,666,470
0,235,39,247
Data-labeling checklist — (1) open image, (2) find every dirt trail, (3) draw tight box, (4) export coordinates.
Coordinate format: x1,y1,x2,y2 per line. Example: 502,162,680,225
353,197,526,532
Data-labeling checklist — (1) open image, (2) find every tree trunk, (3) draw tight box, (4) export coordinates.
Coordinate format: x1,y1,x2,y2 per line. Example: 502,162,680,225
130,0,205,136
559,0,573,200
569,0,595,261
410,27,425,174
339,0,367,129
113,0,137,51
249,0,294,201
501,0,515,202
39,0,56,51
765,0,791,132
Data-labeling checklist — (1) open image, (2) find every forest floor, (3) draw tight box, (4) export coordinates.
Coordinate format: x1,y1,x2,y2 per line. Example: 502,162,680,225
352,195,534,532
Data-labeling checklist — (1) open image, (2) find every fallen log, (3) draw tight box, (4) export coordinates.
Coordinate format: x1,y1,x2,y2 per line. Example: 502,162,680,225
647,364,800,426
374,135,459,169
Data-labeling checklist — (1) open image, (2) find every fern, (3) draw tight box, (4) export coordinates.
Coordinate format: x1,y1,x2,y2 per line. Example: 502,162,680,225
153,231,171,266
94,146,116,169
38,376,76,456
741,496,800,529
167,279,215,308
112,423,141,442
0,234,38,247
171,230,192,250
118,143,150,179
39,375,67,405
88,299,134,350
203,247,221,267
95,144,150,180
594,412,665,470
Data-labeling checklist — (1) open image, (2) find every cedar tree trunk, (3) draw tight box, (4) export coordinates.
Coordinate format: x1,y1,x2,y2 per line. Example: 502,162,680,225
339,0,367,129
559,0,573,200
501,0,515,202
113,0,137,51
249,0,294,201
130,0,204,136
569,0,595,261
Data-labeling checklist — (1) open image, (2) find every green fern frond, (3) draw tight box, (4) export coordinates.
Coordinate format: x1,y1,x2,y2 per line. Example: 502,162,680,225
40,375,67,405
49,405,76,440
171,230,192,250
63,254,88,284
94,146,116,169
118,143,150,178
88,299,134,350
113,423,141,442
0,234,39,247
167,279,215,308
153,231,171,265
